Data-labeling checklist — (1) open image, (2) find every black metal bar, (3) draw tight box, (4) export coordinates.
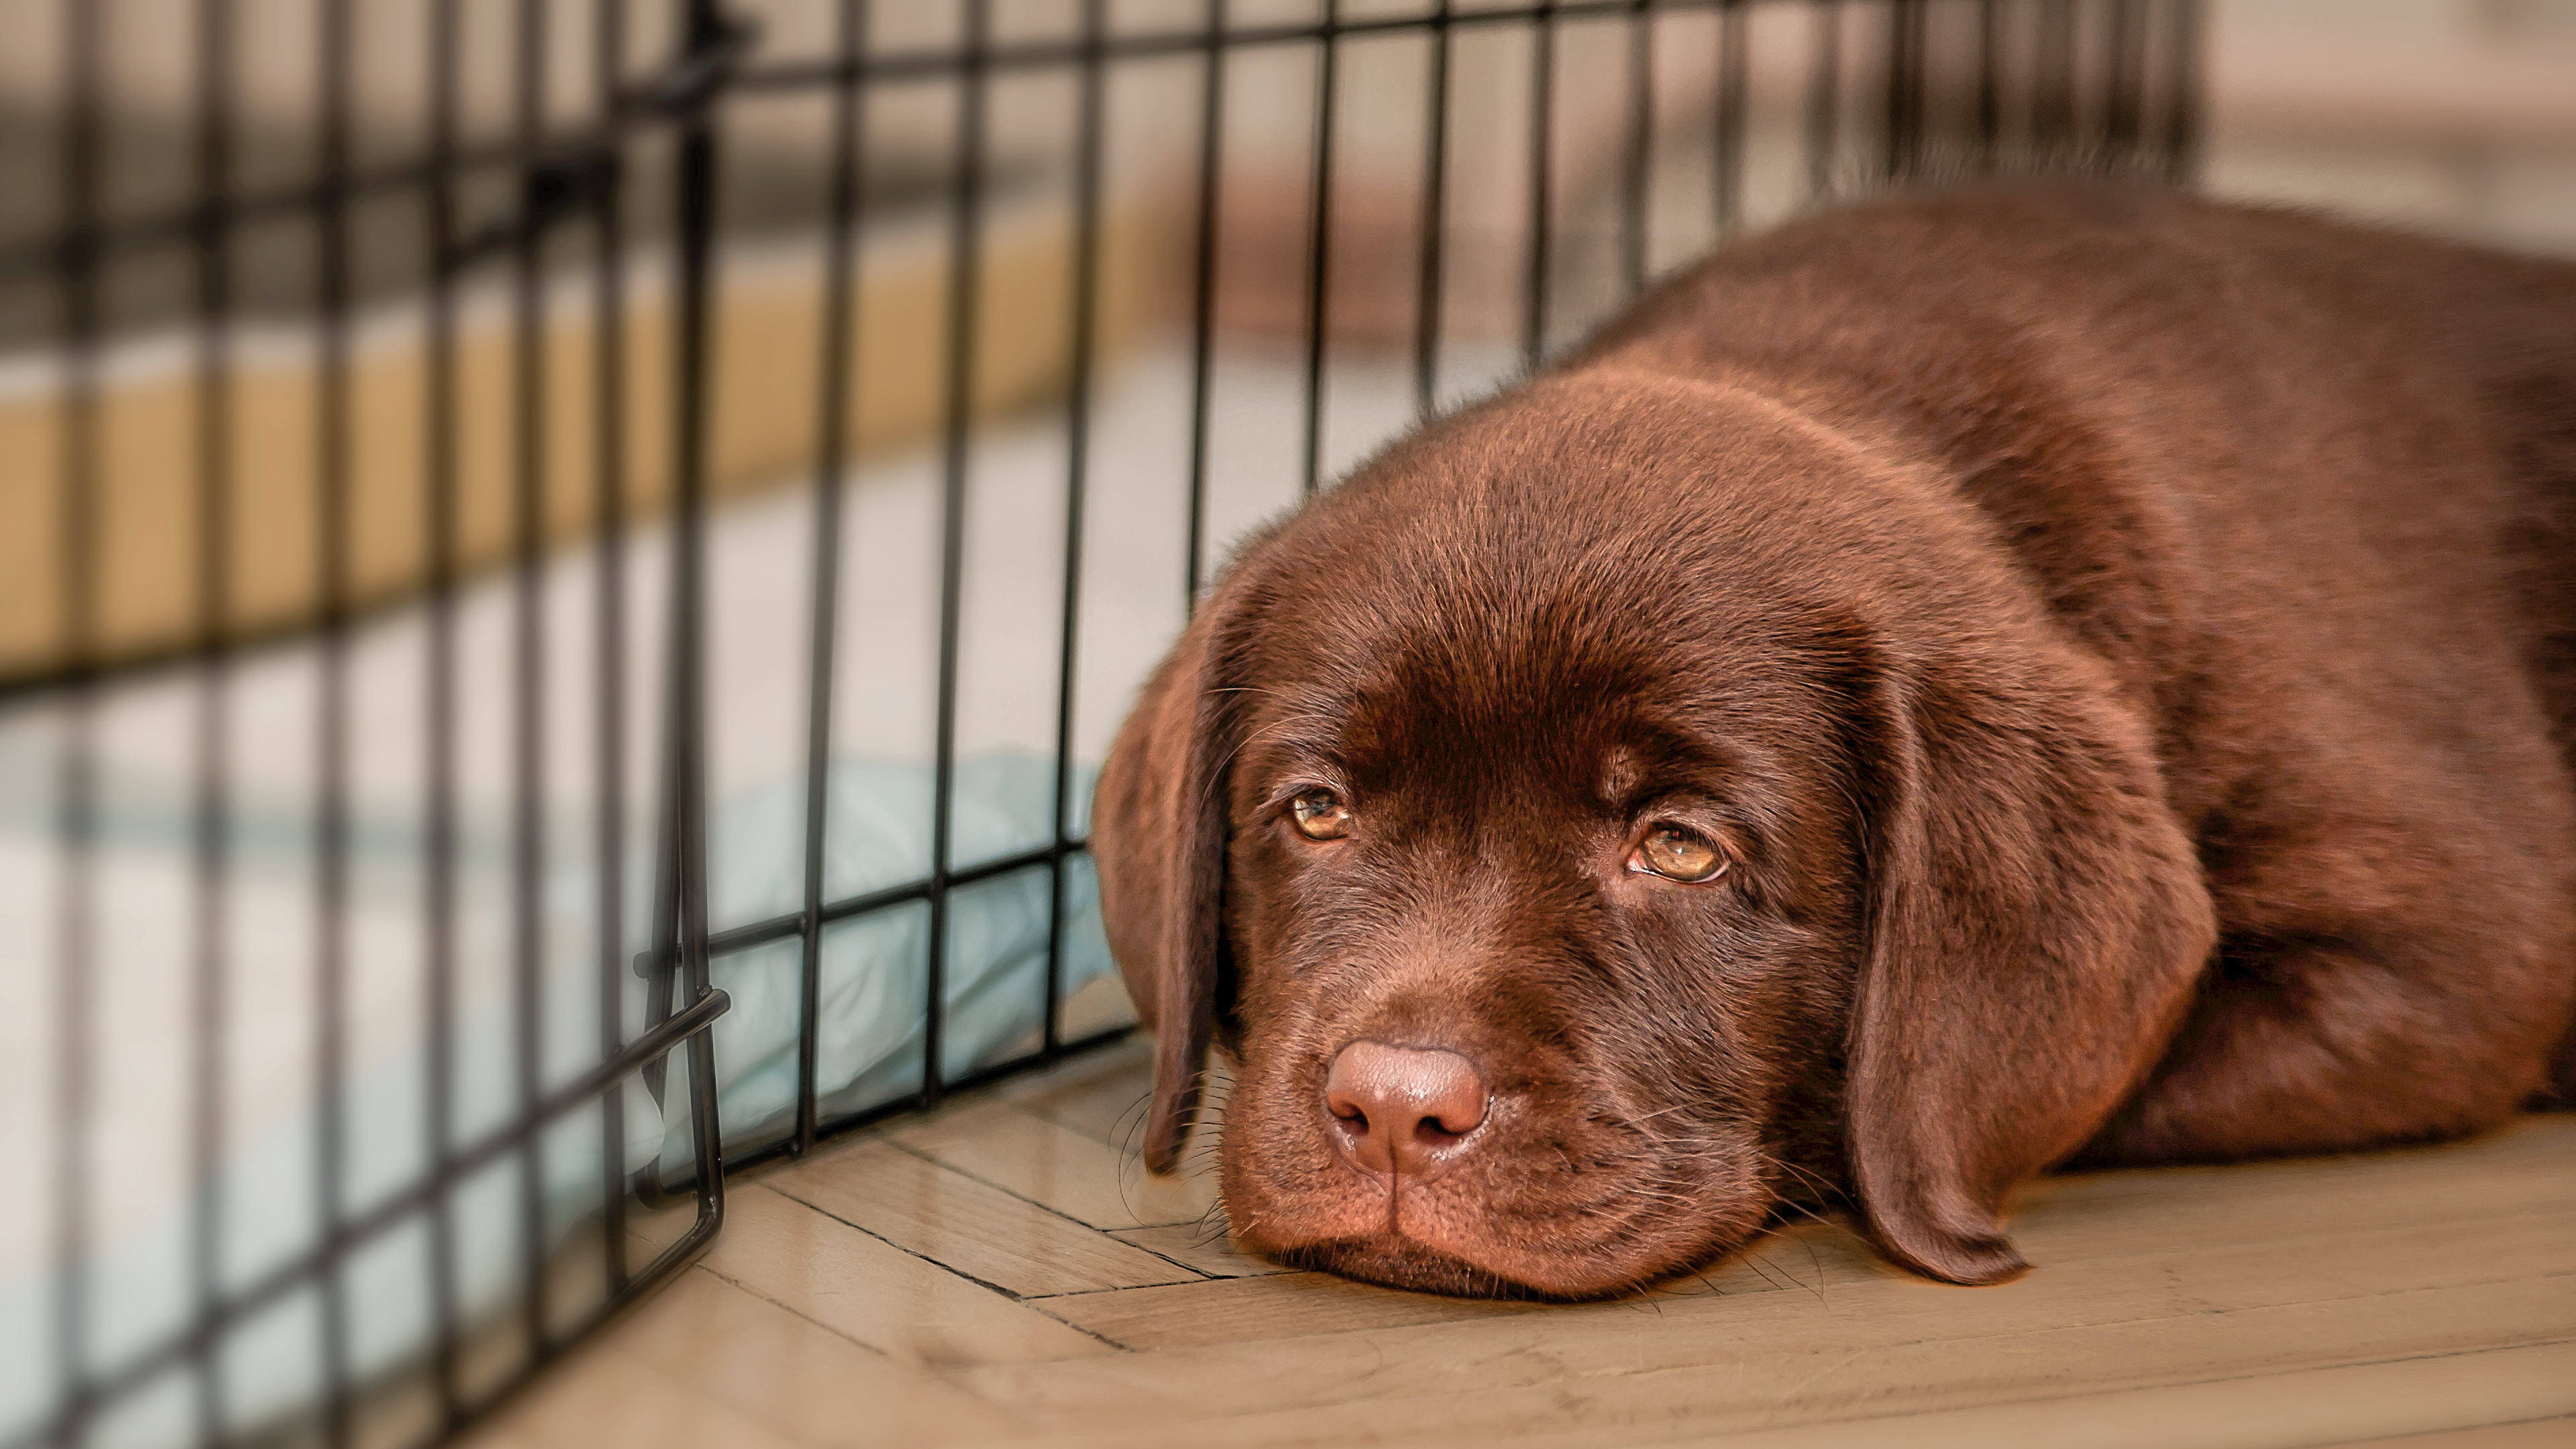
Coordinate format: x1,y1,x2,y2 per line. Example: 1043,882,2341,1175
644,1,711,1118
2161,0,2202,186
1621,0,1654,296
1882,0,1927,181
1974,0,2001,170
1804,0,1841,200
1713,0,1748,236
1047,0,1111,1059
1523,3,1557,369
1413,0,1452,420
1300,1,1341,497
186,1,237,1440
664,0,734,1326
563,207,741,1242
49,0,104,1438
592,0,635,1298
2104,0,2145,164
2033,0,2076,156
508,0,555,1359
420,0,466,1422
924,0,994,1106
1184,0,1226,610
798,0,871,1157
309,1,357,1438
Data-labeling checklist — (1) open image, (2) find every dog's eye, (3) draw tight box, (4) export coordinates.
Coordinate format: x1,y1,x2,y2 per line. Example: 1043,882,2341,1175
1289,788,1352,841
1630,824,1727,883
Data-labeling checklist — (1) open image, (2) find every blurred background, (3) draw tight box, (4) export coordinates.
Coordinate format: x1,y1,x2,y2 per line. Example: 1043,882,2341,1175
2205,1,2575,250
0,3,2568,1446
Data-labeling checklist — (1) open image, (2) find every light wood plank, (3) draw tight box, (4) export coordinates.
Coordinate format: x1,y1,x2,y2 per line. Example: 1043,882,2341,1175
989,1036,1161,1148
2337,1414,2576,1448
955,1214,2576,1428
1035,1222,1886,1346
1104,1224,1294,1281
987,1036,1234,1157
1057,973,1142,1043
458,1334,810,1449
763,1137,1201,1297
699,1183,1114,1369
592,1266,1026,1448
887,1098,1222,1231
1511,1339,2576,1449
2010,1118,2576,1264
969,1280,2575,1448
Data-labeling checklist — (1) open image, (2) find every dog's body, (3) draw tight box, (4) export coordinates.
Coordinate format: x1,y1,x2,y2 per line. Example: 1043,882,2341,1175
1093,185,2576,1298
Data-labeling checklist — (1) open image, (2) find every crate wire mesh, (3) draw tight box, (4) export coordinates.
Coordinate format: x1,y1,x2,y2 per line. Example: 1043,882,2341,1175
1,2,2200,1446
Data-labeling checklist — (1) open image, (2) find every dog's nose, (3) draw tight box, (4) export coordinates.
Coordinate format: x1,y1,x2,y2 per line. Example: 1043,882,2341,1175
1324,1041,1489,1181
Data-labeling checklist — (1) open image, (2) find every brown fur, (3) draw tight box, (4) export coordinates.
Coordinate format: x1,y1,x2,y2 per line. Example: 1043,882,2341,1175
1091,184,2576,1299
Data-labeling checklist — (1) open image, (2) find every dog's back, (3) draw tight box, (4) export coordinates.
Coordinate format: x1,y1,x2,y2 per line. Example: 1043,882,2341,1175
1571,184,2576,1134
1574,186,2576,737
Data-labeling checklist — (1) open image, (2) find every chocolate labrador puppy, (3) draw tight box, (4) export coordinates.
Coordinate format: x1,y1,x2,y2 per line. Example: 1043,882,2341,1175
1091,184,2576,1299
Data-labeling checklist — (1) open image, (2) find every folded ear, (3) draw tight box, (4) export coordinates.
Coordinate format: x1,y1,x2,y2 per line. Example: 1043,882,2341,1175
1847,645,2214,1283
1091,593,1251,1173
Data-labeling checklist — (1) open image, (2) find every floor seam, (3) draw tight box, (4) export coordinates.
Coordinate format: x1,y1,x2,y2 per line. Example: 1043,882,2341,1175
874,1124,1231,1264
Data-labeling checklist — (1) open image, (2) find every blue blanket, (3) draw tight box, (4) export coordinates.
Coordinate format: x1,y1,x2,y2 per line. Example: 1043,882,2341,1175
0,752,1112,1448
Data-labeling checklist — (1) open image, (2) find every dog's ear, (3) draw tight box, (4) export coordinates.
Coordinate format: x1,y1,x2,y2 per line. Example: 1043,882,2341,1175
1845,643,2214,1283
1092,588,1254,1174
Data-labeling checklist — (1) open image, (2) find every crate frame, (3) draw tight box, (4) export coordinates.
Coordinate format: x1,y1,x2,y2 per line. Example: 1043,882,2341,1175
6,1,2202,1444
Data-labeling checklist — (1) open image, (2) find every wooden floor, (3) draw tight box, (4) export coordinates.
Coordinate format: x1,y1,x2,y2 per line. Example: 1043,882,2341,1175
466,1035,2576,1449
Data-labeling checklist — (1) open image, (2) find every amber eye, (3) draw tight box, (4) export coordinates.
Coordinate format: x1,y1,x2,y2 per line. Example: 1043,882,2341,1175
1629,824,1727,883
1289,788,1352,841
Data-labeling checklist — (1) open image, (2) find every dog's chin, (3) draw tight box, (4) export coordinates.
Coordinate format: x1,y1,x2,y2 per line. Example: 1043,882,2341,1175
1269,1236,1574,1299
1243,1211,1742,1301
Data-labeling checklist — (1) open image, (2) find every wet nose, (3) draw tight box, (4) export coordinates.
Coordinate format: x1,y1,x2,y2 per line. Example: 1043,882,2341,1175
1325,1041,1489,1181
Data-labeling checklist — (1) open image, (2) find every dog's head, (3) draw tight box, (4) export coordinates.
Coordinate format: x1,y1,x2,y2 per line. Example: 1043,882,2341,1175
1092,372,2213,1298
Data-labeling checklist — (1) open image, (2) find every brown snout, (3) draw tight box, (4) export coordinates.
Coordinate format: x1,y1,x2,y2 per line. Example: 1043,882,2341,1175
1324,1041,1489,1181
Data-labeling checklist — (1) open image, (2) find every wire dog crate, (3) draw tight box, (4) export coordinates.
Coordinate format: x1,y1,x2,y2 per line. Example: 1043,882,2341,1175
3,2,2200,1446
